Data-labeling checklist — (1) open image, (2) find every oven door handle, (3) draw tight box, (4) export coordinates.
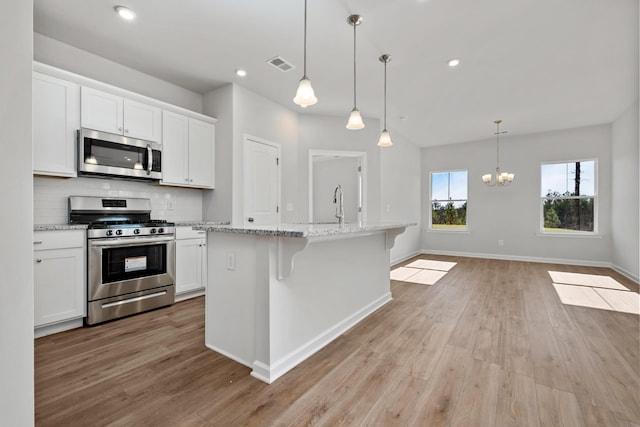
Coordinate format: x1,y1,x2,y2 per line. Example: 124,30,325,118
89,236,175,247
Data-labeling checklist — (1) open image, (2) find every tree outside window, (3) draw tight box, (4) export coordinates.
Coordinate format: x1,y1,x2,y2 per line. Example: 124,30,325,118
541,160,596,233
431,170,468,230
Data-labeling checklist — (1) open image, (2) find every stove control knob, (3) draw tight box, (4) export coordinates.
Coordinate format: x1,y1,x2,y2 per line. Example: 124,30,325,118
133,229,140,235
158,228,164,234
150,228,157,234
106,230,113,237
115,230,123,236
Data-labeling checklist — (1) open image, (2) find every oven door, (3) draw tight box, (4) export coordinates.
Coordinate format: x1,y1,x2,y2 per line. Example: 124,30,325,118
88,236,175,302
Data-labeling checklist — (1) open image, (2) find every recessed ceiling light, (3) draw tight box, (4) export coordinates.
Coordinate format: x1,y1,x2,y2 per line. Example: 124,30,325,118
235,69,247,77
115,6,136,21
448,58,461,68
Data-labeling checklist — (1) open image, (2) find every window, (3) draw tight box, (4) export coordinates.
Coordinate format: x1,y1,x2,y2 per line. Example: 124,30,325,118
430,170,468,230
540,160,597,233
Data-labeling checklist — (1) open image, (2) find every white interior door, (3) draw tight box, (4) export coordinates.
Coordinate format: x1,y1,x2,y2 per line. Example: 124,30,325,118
243,137,280,225
312,156,361,223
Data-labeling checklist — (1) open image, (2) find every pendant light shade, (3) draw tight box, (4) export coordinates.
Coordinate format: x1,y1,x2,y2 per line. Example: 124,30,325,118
294,77,317,107
347,107,365,129
293,0,317,107
346,14,364,130
377,54,393,147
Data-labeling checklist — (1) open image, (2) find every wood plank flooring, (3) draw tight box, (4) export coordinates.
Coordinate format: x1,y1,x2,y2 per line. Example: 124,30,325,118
35,256,640,426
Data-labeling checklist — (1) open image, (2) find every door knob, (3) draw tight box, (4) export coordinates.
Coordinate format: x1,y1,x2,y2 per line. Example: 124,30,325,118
248,217,255,223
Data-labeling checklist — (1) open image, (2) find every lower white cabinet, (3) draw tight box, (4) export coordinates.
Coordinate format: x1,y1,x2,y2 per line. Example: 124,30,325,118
175,227,207,296
34,230,86,328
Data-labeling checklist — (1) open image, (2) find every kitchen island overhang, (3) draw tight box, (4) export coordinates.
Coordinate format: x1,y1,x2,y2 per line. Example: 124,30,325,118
194,222,414,384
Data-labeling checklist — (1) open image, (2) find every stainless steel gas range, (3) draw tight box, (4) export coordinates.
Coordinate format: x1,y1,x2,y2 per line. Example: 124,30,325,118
69,196,176,325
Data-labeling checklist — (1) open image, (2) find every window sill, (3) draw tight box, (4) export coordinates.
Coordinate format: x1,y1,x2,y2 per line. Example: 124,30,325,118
536,232,603,239
426,228,471,235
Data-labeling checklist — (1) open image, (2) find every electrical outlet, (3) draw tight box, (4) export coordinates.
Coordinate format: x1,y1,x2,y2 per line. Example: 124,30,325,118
227,252,236,270
498,239,504,246
167,199,176,210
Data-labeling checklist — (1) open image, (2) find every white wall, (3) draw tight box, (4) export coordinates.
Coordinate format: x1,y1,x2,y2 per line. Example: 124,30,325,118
34,33,203,113
421,124,613,265
1,0,34,424
298,115,382,223
380,133,422,264
34,176,203,224
203,84,233,222
611,101,639,280
203,84,299,224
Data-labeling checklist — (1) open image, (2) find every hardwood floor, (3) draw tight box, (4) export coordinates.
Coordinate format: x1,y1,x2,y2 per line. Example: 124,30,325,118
35,256,640,426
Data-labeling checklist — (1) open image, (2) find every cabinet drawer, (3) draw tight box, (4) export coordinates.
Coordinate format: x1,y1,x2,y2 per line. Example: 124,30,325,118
175,227,207,240
34,230,85,251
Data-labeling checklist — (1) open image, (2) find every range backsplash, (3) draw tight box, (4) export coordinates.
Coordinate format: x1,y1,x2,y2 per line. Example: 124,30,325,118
34,176,204,224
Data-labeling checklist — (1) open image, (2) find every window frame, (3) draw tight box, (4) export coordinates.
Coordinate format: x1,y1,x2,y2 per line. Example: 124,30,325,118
539,158,599,236
429,169,469,232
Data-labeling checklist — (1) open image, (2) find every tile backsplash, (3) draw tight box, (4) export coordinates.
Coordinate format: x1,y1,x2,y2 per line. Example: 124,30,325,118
34,176,204,224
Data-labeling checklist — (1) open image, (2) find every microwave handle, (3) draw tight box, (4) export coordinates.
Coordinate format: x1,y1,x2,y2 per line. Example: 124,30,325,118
146,145,153,175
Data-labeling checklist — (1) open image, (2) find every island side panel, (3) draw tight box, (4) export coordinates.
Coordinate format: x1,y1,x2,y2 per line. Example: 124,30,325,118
264,231,392,381
205,231,263,367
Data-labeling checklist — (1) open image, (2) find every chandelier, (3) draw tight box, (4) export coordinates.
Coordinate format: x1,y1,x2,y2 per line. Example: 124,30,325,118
482,119,514,186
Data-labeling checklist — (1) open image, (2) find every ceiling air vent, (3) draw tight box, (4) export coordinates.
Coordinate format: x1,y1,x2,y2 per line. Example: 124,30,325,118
266,56,295,72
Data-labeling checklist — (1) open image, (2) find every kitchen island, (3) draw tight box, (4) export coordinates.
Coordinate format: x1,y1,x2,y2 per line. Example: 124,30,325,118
194,222,413,383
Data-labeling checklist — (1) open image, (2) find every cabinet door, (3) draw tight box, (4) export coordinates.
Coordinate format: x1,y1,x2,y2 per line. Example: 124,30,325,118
188,118,215,188
32,73,80,177
161,111,189,186
175,238,205,294
123,99,162,142
34,247,85,327
80,86,123,134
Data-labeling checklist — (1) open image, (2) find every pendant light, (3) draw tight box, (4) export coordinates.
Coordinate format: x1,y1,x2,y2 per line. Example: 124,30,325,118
482,120,515,186
377,54,393,147
346,14,364,130
293,0,318,107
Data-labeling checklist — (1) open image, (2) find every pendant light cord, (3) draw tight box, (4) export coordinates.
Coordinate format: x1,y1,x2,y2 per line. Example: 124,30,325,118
353,22,357,108
383,59,387,129
496,121,500,169
303,0,308,78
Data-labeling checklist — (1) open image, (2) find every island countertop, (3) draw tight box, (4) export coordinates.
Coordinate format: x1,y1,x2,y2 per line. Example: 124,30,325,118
193,221,415,238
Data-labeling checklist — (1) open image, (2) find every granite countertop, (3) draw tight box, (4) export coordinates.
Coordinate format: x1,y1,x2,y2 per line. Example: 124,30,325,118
34,224,89,231
175,221,231,227
193,222,416,238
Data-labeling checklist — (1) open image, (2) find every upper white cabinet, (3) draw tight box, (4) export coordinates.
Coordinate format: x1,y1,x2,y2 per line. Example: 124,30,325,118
32,72,80,177
161,111,215,189
81,86,162,142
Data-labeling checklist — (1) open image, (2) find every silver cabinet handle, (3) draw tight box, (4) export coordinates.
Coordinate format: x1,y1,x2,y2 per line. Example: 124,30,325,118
189,179,193,182
118,127,122,132
33,241,43,245
36,259,42,263
146,144,153,176
125,129,129,133
185,178,189,182
248,217,255,223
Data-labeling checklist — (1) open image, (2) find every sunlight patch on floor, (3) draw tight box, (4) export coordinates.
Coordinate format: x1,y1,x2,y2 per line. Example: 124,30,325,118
405,259,457,271
390,260,454,286
549,271,639,315
548,271,629,290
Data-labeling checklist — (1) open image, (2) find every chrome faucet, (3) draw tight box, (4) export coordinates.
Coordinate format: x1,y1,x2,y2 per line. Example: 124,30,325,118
333,185,344,225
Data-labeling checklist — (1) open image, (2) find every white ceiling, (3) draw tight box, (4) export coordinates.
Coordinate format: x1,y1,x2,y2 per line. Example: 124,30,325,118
33,0,638,147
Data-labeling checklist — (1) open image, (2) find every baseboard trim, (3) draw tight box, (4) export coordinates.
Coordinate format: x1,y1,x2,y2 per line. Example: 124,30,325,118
611,264,640,283
175,288,205,302
35,317,83,338
420,249,613,268
391,250,422,267
205,343,253,369
251,292,393,384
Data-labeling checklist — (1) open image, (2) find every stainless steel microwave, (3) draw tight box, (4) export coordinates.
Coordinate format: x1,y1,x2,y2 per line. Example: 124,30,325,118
77,128,162,180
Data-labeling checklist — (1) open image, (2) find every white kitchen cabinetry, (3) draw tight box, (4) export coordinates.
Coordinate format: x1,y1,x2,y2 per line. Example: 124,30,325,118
161,111,215,189
34,230,86,330
175,227,207,298
32,72,80,177
81,86,162,142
